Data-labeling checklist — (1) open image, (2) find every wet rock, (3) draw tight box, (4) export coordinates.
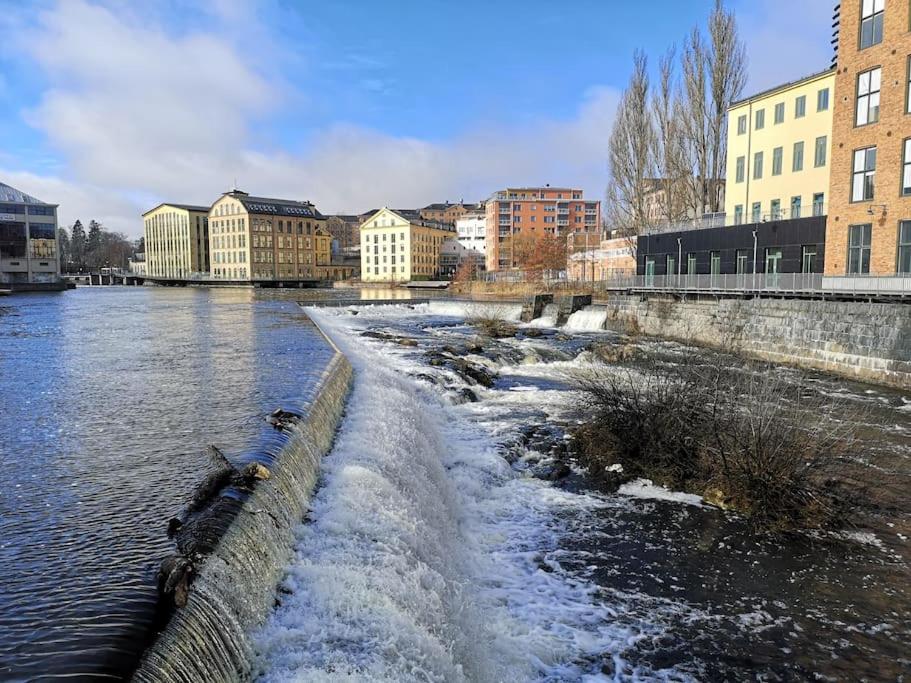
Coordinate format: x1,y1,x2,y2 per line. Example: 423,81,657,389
267,407,301,430
454,387,479,404
158,554,196,609
546,462,572,481
397,338,418,347
453,359,495,388
523,328,543,339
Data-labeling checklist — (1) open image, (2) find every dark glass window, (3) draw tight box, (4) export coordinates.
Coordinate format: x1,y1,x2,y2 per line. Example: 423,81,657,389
847,224,872,274
852,147,876,202
27,205,54,216
859,0,884,49
899,222,911,274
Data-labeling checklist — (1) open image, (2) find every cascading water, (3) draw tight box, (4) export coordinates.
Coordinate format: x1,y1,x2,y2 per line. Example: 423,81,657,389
526,302,559,328
563,305,608,332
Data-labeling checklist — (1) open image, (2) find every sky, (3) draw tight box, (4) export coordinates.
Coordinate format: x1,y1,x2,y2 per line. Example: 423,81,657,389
0,0,833,238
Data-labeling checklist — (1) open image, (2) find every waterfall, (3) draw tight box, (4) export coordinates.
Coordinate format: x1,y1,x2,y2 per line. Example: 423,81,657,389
131,344,352,682
527,303,559,328
564,305,608,332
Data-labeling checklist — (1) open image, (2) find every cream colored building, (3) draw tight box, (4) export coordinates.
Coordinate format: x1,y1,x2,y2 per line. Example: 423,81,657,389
725,69,835,224
142,203,210,278
208,189,332,282
360,207,456,282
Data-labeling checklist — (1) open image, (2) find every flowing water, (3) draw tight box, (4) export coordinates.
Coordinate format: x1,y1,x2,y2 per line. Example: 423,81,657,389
255,301,911,682
0,287,339,680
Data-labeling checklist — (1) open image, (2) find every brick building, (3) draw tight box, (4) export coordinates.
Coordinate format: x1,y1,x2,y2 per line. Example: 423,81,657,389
825,0,911,275
484,186,601,271
419,200,483,225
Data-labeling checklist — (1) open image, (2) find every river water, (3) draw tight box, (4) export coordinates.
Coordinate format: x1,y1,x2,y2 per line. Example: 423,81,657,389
0,287,339,680
254,301,911,682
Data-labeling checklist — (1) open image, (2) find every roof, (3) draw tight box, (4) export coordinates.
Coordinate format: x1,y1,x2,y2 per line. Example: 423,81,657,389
142,202,210,216
362,207,455,232
224,190,324,219
0,181,52,205
729,67,836,109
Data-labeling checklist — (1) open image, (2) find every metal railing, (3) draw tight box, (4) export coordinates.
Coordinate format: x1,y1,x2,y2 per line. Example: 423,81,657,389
640,205,828,236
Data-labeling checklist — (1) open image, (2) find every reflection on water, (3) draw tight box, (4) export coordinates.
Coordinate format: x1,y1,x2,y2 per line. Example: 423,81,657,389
0,287,335,679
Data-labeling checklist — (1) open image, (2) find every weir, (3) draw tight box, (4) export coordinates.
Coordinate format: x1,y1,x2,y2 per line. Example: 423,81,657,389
131,322,353,682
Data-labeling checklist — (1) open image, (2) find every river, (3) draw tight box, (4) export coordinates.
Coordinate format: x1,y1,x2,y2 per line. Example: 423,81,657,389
0,287,339,680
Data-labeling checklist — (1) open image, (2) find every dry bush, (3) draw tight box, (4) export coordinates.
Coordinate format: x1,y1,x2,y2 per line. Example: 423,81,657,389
467,304,518,339
573,356,867,531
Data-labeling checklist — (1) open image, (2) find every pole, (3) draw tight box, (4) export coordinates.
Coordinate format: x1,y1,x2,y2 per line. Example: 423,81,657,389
752,230,758,291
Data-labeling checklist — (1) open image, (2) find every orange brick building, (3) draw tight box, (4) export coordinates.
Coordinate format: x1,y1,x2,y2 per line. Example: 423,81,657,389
419,201,483,226
825,0,911,275
484,186,601,271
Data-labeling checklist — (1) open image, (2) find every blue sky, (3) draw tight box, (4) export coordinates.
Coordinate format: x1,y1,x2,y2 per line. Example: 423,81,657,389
0,0,832,236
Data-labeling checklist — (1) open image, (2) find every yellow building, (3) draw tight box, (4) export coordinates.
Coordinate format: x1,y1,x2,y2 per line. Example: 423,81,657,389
725,69,835,224
208,189,332,282
360,207,456,282
142,203,210,278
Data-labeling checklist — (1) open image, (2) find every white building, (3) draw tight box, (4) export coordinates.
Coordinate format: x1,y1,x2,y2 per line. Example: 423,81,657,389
455,210,486,256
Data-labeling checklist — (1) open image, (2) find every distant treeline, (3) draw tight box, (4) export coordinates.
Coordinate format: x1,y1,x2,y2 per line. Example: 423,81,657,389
56,220,143,273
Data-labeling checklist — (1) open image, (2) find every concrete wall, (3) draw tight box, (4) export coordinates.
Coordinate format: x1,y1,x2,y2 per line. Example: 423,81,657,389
603,294,911,389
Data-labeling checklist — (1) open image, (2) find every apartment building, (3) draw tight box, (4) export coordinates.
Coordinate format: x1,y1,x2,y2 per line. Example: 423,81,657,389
484,186,601,271
420,200,483,225
360,207,456,282
725,69,835,225
0,181,59,285
455,209,487,256
825,0,911,275
208,189,331,281
142,203,210,278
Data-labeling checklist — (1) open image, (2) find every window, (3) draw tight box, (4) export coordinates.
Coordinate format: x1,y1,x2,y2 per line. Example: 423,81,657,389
907,56,911,114
772,147,783,176
710,252,721,276
795,95,806,119
736,156,746,183
666,254,677,276
753,151,764,179
817,87,830,111
813,193,825,217
815,136,828,167
793,141,804,172
771,199,781,220
765,247,783,275
791,196,802,219
860,0,884,49
852,147,877,201
751,202,762,223
774,102,785,124
687,253,697,274
736,250,750,274
734,205,744,225
737,114,747,135
847,224,872,274
903,139,911,196
755,109,765,130
856,67,881,126
899,221,911,273
801,245,818,273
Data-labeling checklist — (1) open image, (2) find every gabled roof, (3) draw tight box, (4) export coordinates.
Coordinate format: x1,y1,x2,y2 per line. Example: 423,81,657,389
361,207,455,232
142,202,210,216
0,181,53,205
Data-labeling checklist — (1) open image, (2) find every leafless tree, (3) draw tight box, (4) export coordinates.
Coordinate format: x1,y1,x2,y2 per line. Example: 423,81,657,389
651,46,688,226
679,27,710,219
607,51,656,246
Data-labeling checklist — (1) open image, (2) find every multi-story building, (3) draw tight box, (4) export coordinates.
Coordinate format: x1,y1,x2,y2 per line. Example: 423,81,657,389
455,209,487,256
825,0,911,276
420,200,483,225
568,237,637,281
142,203,210,278
725,69,835,225
208,189,332,282
0,181,60,286
484,186,601,271
325,215,361,254
359,207,456,282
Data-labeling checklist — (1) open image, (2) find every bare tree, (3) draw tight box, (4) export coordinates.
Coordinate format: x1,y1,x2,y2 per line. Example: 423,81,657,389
679,27,710,219
652,46,688,225
607,51,656,244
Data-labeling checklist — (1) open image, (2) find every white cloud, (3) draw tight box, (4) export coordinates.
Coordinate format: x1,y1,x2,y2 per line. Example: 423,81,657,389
8,0,618,237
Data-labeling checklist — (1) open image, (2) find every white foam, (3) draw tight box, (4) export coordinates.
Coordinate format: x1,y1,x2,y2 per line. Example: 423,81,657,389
254,306,676,682
617,479,705,507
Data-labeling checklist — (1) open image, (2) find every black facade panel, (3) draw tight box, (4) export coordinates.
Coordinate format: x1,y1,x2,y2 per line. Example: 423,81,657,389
636,216,827,275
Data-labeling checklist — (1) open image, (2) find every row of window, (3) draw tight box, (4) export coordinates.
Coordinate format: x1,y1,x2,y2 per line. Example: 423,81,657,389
735,137,827,182
737,88,829,135
733,193,826,224
646,246,819,278
847,221,911,274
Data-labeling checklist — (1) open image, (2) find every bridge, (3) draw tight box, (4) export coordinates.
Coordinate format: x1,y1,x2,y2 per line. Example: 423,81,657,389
62,272,331,288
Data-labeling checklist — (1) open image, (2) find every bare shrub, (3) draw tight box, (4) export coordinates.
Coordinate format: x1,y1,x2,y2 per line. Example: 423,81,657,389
467,304,518,339
573,355,867,531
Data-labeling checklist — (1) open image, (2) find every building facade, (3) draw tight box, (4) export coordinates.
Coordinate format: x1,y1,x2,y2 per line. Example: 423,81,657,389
484,187,601,271
420,201,482,225
360,207,456,282
0,181,59,285
725,69,835,225
208,190,332,282
455,209,487,256
825,0,911,275
142,203,210,278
